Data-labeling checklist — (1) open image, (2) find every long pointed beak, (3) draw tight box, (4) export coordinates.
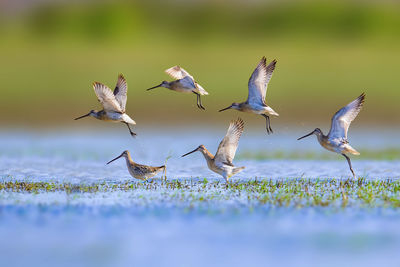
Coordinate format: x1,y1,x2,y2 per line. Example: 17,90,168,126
74,112,90,120
147,84,162,91
218,105,232,112
106,153,123,164
181,148,198,157
297,131,314,140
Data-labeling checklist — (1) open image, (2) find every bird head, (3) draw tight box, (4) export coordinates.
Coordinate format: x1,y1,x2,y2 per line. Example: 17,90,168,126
147,81,169,91
181,145,205,157
297,128,323,140
107,150,130,165
219,102,240,112
74,110,97,120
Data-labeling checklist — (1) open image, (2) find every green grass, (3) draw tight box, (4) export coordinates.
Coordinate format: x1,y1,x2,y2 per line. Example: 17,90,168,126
2,178,400,209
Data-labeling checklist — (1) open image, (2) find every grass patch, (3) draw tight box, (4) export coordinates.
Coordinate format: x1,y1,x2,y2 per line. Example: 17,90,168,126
1,178,400,209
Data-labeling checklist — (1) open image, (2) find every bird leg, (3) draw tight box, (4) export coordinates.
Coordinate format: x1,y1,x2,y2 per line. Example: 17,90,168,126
342,154,356,179
261,114,273,134
124,123,137,137
193,92,205,110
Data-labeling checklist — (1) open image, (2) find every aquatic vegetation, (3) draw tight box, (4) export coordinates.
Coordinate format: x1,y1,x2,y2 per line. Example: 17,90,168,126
1,178,400,209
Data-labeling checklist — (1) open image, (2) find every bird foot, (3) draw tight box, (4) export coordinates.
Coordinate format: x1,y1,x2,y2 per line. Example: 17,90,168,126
197,103,206,110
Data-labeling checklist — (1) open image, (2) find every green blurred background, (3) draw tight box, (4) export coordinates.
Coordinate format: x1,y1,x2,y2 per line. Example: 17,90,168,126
0,0,399,129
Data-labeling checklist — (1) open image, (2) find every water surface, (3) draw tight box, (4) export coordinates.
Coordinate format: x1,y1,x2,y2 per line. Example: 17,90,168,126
1,130,400,267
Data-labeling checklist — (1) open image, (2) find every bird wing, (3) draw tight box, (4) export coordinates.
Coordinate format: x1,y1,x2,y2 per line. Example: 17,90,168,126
328,93,365,140
214,118,244,165
178,76,196,88
113,74,128,112
93,82,123,113
247,57,277,105
165,66,194,80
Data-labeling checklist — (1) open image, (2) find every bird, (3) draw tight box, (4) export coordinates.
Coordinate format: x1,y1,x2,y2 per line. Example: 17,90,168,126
181,118,245,182
219,57,279,134
107,150,166,181
297,93,366,178
74,74,137,137
147,65,208,110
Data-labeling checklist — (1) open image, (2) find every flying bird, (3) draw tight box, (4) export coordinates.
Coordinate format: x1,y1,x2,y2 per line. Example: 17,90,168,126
297,93,366,178
107,150,165,181
147,66,208,110
181,118,245,182
219,57,279,134
75,74,136,137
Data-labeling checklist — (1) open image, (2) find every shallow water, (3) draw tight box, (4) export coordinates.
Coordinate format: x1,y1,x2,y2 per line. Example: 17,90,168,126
0,129,399,181
1,130,400,267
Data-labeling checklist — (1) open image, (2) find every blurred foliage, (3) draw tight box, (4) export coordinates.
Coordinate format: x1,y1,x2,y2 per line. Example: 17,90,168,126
11,1,400,41
0,0,399,128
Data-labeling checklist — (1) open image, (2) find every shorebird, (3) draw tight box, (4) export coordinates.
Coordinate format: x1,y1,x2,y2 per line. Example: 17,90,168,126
107,150,166,181
75,74,136,137
219,57,279,134
147,65,208,110
181,118,245,182
297,93,366,178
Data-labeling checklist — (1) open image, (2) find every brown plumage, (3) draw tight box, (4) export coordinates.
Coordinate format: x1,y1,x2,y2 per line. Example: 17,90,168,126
181,118,245,182
107,150,165,181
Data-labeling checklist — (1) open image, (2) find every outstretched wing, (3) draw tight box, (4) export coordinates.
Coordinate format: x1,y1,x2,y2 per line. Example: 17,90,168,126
214,118,244,166
93,82,123,113
165,66,194,80
247,57,277,105
328,93,365,140
113,74,128,112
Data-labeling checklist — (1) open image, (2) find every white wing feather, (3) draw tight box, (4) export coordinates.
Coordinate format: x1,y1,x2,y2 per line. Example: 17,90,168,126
247,57,277,105
113,74,128,112
93,82,123,113
328,93,365,140
214,118,244,165
165,66,193,80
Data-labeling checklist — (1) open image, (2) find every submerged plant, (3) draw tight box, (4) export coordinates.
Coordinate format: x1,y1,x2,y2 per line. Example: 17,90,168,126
1,178,400,209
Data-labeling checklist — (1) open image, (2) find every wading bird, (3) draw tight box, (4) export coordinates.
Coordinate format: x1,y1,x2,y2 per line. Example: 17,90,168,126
107,150,165,181
181,118,245,182
297,93,366,178
147,66,208,110
219,57,279,134
75,74,136,137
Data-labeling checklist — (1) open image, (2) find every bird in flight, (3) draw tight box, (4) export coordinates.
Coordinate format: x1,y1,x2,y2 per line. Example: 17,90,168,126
297,93,366,178
182,118,245,182
219,57,279,134
147,65,208,110
75,74,137,137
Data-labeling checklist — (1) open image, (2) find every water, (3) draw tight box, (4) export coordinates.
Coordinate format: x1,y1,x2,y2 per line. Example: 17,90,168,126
1,129,400,267
1,129,399,181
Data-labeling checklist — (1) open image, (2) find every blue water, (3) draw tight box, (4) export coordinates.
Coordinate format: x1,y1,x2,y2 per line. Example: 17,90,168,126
0,129,400,267
0,129,399,181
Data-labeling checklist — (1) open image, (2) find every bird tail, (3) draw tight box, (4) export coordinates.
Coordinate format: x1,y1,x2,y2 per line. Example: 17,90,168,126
122,114,136,125
232,166,245,175
266,106,279,116
346,146,360,155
